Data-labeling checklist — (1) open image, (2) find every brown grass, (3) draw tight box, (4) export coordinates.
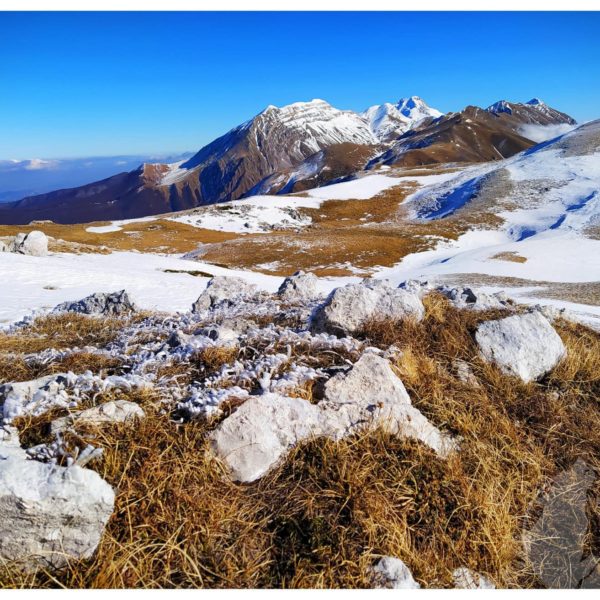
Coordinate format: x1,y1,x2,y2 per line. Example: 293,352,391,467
0,219,240,255
491,251,528,263
2,296,599,588
0,313,132,384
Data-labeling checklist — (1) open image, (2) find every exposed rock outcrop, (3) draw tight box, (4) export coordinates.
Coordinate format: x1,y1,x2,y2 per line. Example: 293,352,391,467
277,270,321,303
55,290,136,316
1,230,49,256
210,353,456,482
192,276,258,313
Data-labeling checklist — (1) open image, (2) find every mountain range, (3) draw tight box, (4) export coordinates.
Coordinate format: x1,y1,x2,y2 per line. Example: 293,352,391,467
0,97,576,225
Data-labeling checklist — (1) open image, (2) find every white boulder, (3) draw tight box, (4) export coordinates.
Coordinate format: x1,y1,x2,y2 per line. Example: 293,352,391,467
210,393,322,483
370,556,420,589
311,282,424,336
11,230,48,257
475,311,566,382
277,270,321,303
0,445,115,571
320,353,457,456
192,276,258,313
50,400,145,434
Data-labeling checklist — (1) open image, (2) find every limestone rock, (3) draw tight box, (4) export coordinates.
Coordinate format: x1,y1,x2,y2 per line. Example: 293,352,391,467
476,311,566,382
321,352,457,456
11,230,49,257
211,354,456,482
311,282,424,336
1,374,69,422
192,276,258,313
210,393,322,483
55,290,136,316
50,400,145,434
371,556,420,589
0,447,115,572
277,270,321,302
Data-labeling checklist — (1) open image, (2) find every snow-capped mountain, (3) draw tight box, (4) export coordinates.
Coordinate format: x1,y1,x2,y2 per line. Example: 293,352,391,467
160,99,380,195
362,96,443,142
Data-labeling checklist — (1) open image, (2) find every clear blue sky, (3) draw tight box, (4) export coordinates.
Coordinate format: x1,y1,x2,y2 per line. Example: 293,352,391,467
1,11,598,159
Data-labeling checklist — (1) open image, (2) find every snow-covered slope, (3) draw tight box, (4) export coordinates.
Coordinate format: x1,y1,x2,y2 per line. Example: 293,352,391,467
375,120,600,318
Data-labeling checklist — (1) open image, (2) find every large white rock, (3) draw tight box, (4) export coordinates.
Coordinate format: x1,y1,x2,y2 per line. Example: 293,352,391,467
11,230,48,257
311,282,424,336
210,393,322,483
453,567,495,589
192,276,258,313
0,446,115,571
50,400,145,434
211,354,456,482
320,353,456,456
277,270,321,303
475,311,566,382
370,556,420,589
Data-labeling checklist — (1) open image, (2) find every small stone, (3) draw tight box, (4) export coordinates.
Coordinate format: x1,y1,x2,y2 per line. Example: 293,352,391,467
371,556,420,589
50,400,145,434
453,567,495,589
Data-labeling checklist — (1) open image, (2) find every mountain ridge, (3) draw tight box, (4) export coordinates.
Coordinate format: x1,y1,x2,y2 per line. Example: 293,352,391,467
0,96,577,225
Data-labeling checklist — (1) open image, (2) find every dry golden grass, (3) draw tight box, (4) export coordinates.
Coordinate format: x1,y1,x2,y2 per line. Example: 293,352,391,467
2,296,599,588
0,219,240,255
0,313,131,384
491,251,528,263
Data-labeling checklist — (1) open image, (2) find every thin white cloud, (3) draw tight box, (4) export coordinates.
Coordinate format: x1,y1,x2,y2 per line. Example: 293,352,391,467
520,123,576,143
24,158,60,171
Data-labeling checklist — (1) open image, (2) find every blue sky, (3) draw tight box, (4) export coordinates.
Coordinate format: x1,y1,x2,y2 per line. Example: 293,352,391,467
0,11,598,159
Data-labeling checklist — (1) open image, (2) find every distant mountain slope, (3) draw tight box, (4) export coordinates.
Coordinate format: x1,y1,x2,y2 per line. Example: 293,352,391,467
0,153,192,204
0,97,577,225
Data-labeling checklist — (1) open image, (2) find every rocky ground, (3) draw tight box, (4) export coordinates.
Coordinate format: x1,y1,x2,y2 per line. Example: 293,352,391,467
1,272,599,588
